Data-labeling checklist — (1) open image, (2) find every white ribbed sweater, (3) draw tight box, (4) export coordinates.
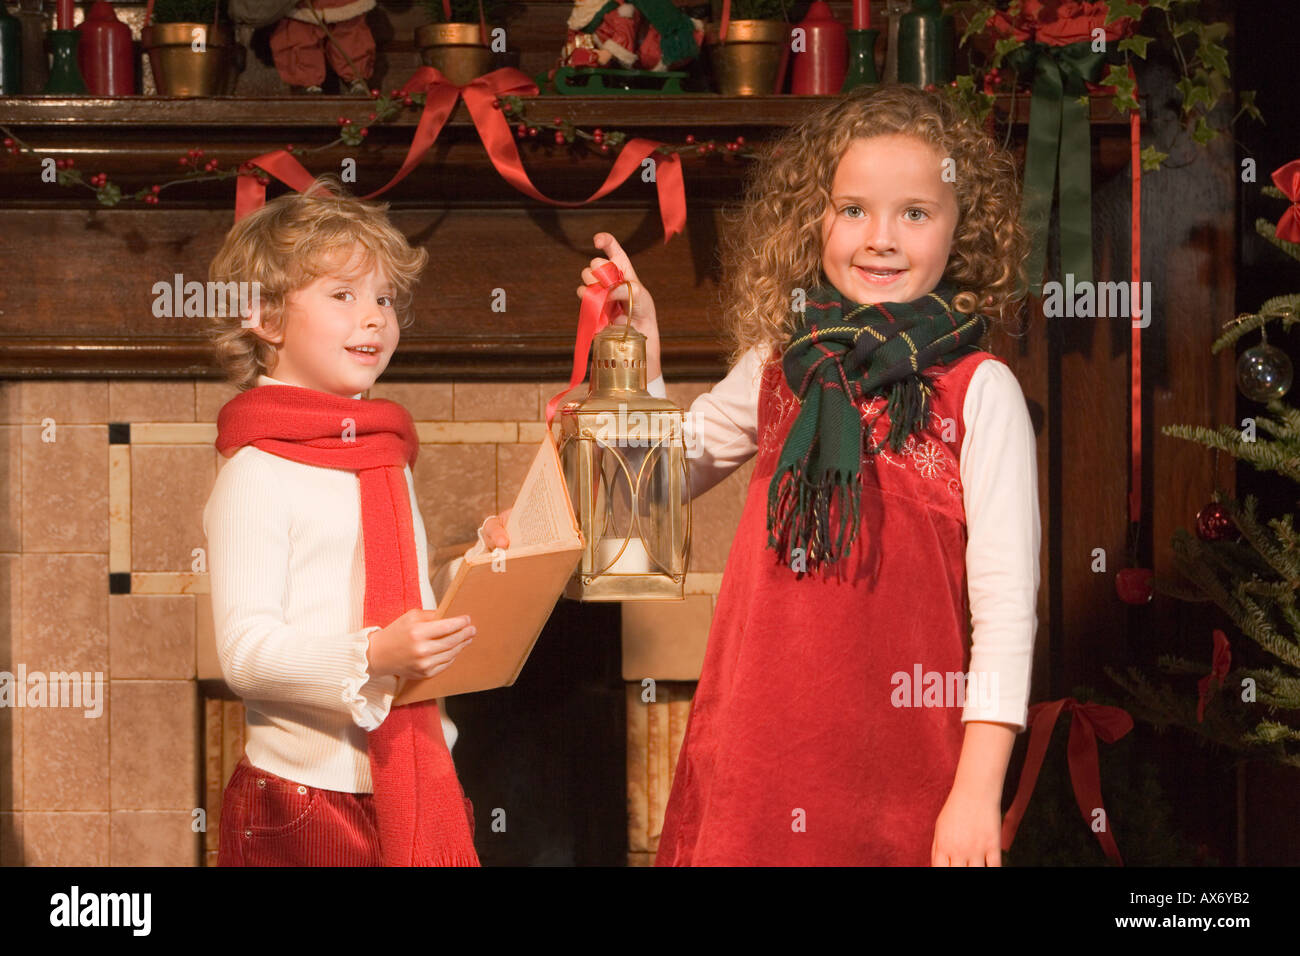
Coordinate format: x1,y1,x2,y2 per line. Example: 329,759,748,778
202,373,457,793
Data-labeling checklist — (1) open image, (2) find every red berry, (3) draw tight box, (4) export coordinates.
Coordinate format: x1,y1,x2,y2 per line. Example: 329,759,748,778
528,127,537,137
600,144,610,154
370,88,380,98
492,97,501,108
735,136,745,145
685,134,695,144
402,96,413,106
516,124,526,136
555,132,565,144
2,138,12,147
151,184,161,193
284,144,294,152
368,112,377,121
359,128,368,137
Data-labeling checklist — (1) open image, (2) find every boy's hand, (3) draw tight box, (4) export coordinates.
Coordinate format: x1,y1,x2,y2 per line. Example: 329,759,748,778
480,507,511,551
578,233,662,382
366,609,475,682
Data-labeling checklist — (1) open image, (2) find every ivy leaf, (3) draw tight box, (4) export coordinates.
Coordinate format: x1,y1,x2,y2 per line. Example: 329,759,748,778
1240,90,1263,123
992,35,1023,69
1192,116,1216,145
1140,146,1169,172
96,183,122,207
1105,0,1143,24
1198,40,1230,77
1118,35,1153,58
340,125,364,147
1147,0,1172,8
1171,16,1203,38
960,7,994,45
1176,76,1213,113
1102,63,1139,111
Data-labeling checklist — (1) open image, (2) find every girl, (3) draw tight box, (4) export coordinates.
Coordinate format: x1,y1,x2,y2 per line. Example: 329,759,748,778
204,175,508,866
580,85,1040,865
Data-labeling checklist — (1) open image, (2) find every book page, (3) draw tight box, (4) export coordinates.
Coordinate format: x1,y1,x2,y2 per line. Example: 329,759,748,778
505,435,575,550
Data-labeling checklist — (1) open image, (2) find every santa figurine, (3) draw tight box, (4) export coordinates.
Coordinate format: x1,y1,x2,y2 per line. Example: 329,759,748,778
561,0,702,72
268,0,377,93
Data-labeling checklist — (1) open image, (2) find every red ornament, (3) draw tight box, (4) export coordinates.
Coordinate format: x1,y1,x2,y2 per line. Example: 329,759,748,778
1196,502,1235,541
1115,567,1154,604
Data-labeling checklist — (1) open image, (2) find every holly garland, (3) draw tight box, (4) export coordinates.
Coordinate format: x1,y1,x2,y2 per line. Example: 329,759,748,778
0,89,759,208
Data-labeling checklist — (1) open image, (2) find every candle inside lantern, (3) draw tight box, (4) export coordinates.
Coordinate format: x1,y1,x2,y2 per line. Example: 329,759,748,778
596,535,653,575
56,0,75,29
853,0,870,30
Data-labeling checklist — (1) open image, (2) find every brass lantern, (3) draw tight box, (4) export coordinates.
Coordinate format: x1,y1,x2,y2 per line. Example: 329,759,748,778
558,311,691,602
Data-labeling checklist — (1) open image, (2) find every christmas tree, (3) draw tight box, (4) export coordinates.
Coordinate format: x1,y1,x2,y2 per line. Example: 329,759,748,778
1107,161,1300,768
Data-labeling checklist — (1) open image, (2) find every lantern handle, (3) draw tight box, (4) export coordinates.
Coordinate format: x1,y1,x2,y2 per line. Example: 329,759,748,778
619,280,635,342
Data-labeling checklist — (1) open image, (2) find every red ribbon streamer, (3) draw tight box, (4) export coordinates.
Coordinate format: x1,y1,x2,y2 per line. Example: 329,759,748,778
1001,697,1134,865
1271,158,1300,243
1196,628,1232,723
1129,68,1142,526
234,66,687,244
545,260,627,426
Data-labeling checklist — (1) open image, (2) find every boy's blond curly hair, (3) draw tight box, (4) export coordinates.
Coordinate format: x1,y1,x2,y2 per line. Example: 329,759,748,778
718,84,1029,365
206,173,429,391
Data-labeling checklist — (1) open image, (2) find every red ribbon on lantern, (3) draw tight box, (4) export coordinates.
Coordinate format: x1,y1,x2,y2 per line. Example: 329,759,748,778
1271,158,1300,243
545,260,628,425
1196,629,1232,723
1001,697,1134,866
234,66,686,245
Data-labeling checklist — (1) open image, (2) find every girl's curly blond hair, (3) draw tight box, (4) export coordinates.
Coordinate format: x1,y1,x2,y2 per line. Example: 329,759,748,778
206,173,429,391
718,84,1028,365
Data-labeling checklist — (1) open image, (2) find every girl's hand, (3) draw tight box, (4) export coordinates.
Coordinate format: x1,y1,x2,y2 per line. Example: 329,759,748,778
578,232,662,382
479,507,512,551
930,787,1003,866
366,609,475,682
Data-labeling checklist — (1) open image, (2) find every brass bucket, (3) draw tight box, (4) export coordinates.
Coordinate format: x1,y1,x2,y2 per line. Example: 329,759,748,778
415,22,493,86
142,22,235,96
704,19,789,95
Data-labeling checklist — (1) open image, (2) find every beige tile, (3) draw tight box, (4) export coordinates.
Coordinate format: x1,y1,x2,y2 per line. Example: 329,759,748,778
496,444,535,508
453,383,539,421
0,812,22,865
416,422,516,443
110,681,198,811
411,445,496,551
131,445,213,572
20,812,109,866
688,457,754,572
370,382,453,421
0,553,17,668
622,594,712,681
195,593,220,682
111,810,200,866
0,425,18,553
22,424,109,553
196,379,241,422
518,421,557,445
110,595,195,680
24,702,110,810
109,382,196,423
22,554,108,673
0,382,19,425
19,381,108,425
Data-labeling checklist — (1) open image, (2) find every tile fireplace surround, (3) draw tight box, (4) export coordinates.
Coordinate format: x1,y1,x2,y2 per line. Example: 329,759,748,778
0,377,750,866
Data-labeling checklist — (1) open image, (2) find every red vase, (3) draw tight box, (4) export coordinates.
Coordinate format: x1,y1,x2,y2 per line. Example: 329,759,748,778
790,0,846,96
77,1,134,96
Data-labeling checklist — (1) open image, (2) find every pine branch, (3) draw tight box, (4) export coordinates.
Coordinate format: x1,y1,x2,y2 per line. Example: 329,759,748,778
1218,493,1300,584
1253,217,1300,261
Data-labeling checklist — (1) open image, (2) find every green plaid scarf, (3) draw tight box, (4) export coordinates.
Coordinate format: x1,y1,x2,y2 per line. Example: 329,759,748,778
766,280,988,570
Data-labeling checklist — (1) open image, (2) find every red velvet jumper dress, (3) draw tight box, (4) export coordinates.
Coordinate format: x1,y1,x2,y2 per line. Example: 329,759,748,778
656,349,1003,866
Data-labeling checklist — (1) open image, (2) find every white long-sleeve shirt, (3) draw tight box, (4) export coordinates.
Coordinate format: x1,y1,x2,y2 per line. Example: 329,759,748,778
202,373,458,793
648,347,1040,731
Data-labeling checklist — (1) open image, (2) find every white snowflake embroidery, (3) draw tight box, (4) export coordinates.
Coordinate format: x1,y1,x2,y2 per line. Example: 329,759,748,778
911,441,946,479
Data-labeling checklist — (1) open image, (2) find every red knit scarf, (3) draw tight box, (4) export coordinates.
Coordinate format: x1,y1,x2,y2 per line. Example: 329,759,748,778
215,381,479,867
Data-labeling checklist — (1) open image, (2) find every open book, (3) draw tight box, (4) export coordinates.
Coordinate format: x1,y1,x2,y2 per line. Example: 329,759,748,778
393,432,584,704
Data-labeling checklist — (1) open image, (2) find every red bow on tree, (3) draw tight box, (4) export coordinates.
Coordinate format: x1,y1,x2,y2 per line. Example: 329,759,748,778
1001,697,1134,865
1196,629,1232,723
1272,159,1300,243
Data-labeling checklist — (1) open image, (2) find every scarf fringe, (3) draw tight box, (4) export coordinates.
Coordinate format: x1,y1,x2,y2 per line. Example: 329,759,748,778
767,466,861,571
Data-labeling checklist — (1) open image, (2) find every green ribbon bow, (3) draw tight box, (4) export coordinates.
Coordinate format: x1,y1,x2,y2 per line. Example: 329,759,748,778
1009,41,1108,296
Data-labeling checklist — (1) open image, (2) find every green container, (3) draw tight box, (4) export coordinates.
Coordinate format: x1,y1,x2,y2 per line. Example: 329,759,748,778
0,3,21,94
897,0,952,88
43,28,87,94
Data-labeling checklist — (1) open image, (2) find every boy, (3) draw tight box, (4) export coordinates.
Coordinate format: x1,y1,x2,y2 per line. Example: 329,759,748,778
203,175,507,866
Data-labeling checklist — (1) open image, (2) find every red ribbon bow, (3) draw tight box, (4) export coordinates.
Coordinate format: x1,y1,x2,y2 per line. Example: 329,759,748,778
545,260,627,425
234,67,686,244
1196,628,1232,723
1272,158,1300,243
1001,697,1134,865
